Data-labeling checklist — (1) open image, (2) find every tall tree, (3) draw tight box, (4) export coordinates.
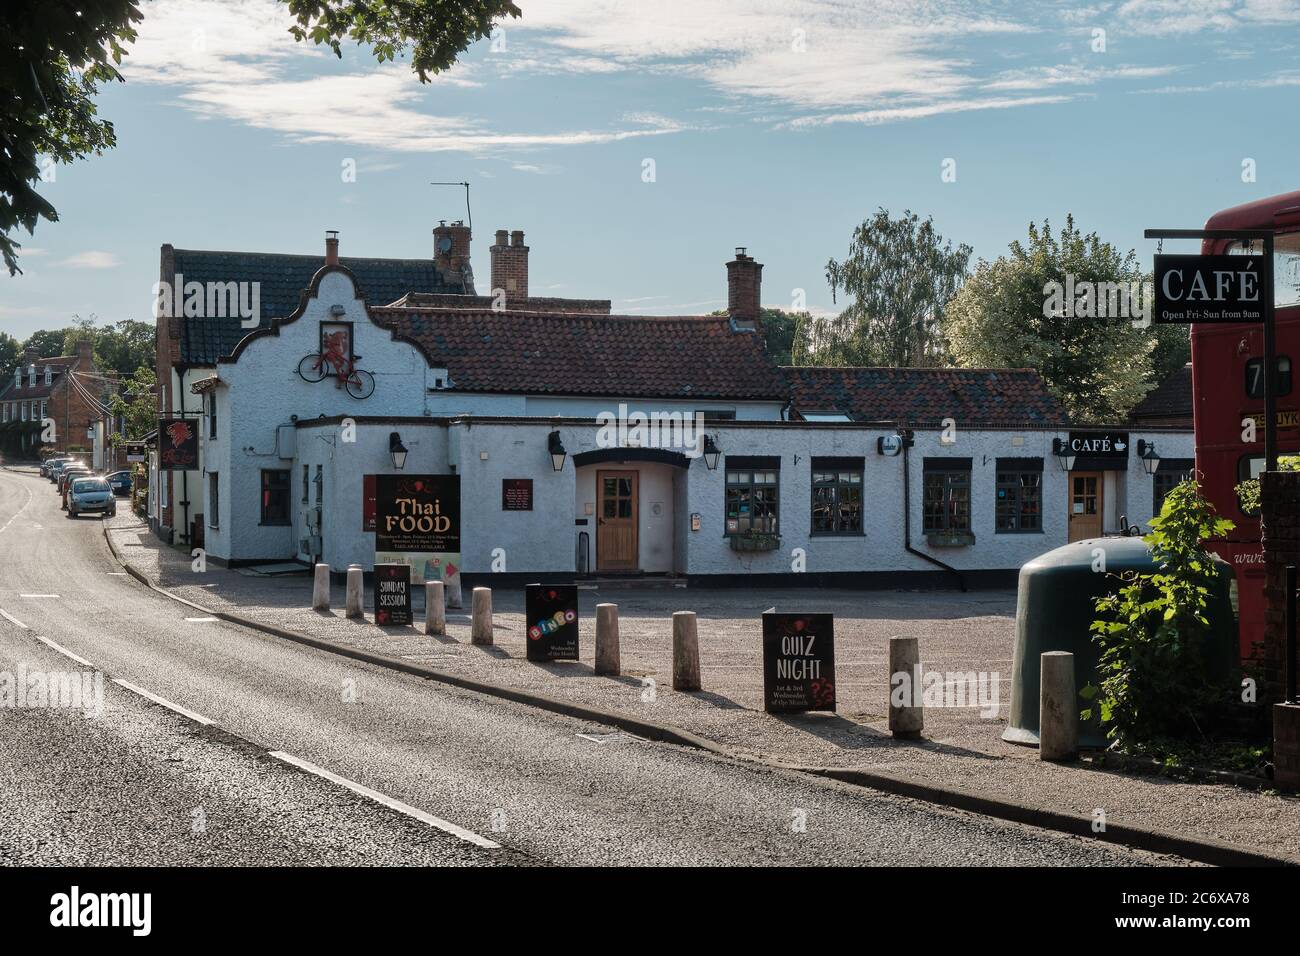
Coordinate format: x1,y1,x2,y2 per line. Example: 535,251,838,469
813,209,971,367
20,328,72,360
2,0,520,276
942,215,1156,423
0,332,19,377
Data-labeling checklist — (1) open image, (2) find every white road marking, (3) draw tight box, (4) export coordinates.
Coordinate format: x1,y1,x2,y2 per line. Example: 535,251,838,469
0,608,29,628
184,617,219,623
106,571,127,576
267,751,501,849
19,594,59,599
35,635,95,669
0,477,34,536
111,678,214,726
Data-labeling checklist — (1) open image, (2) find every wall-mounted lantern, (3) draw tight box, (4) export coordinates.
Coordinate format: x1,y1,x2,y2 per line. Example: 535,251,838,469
1137,438,1160,476
1051,437,1076,472
547,430,567,471
389,431,408,470
703,435,721,470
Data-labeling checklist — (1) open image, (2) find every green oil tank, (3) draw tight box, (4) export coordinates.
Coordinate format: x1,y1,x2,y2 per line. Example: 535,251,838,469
1003,535,1238,748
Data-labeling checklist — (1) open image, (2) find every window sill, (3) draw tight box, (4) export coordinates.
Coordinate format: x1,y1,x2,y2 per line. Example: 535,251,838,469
809,532,866,538
994,529,1044,535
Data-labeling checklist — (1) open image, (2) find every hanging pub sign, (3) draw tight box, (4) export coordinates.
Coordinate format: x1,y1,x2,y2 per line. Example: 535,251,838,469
762,612,835,713
1068,431,1128,458
524,583,579,661
502,478,534,511
158,419,199,471
374,563,413,627
125,442,147,464
1153,254,1272,324
374,474,460,587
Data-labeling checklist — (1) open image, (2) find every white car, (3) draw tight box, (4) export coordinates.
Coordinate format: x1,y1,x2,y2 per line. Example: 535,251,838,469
67,477,117,519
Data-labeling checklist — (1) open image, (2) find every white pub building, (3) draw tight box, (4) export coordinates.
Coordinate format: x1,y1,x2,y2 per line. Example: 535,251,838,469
151,227,1192,589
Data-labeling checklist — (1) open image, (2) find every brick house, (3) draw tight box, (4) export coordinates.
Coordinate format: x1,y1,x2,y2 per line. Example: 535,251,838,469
0,340,107,460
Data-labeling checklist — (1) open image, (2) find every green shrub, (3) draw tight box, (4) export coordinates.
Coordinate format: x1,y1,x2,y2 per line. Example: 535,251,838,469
1083,479,1237,747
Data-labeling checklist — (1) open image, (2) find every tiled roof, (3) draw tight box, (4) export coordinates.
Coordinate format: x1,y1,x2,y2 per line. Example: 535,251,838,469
169,249,473,365
372,308,789,400
1129,362,1192,424
783,366,1067,427
0,356,76,402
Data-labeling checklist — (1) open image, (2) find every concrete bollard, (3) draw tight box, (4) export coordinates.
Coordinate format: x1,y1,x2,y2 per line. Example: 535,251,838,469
446,574,463,609
888,635,924,738
1039,651,1078,761
595,603,620,676
345,564,364,618
312,563,331,611
425,580,446,636
471,587,493,645
672,611,700,691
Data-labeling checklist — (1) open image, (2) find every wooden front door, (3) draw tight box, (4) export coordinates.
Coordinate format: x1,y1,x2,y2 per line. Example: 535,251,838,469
597,470,638,571
1067,471,1103,542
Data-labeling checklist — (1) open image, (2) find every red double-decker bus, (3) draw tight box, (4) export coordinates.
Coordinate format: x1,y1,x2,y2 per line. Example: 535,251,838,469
1193,191,1300,660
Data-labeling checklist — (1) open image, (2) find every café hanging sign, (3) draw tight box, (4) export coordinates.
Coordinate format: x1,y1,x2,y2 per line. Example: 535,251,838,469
1153,254,1272,324
374,474,460,587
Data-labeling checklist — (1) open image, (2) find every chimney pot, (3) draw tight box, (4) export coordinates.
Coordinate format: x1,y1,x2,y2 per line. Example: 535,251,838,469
491,227,529,303
495,229,508,246
432,221,473,293
325,230,340,266
510,230,525,247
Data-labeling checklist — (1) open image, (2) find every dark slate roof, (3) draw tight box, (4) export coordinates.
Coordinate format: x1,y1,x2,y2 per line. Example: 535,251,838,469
373,308,789,400
0,356,76,402
783,366,1067,427
170,249,470,365
1129,363,1193,424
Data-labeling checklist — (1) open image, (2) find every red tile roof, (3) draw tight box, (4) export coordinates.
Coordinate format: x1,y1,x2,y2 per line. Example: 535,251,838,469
372,307,789,401
784,366,1067,428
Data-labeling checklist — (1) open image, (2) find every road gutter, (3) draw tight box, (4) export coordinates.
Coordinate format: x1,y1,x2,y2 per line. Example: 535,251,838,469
102,522,1295,868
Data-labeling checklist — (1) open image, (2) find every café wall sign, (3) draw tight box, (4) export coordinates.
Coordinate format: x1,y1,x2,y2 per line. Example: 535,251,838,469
1153,254,1271,324
1068,431,1128,459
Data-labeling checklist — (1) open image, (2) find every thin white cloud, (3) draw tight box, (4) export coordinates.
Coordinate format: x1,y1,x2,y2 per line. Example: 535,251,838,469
61,251,119,269
984,63,1180,90
782,95,1074,129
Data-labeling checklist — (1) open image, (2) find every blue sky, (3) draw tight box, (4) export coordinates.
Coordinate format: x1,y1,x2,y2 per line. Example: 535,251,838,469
4,0,1300,341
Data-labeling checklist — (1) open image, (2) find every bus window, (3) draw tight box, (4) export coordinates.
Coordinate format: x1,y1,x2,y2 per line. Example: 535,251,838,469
1237,454,1264,516
1245,356,1293,397
1227,234,1300,308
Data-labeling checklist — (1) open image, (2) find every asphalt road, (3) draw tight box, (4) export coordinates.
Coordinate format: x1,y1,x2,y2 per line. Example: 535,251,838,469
0,466,1184,866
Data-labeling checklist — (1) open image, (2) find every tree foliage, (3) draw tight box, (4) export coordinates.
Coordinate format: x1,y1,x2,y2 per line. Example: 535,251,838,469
1084,479,1237,747
807,209,970,368
942,215,1164,423
3,0,520,276
108,364,155,444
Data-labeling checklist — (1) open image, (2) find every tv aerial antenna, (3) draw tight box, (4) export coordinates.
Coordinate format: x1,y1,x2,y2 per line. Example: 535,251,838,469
430,181,472,233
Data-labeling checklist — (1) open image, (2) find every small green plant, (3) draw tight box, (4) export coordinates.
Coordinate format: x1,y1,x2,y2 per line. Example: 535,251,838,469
1083,479,1236,747
1234,454,1300,513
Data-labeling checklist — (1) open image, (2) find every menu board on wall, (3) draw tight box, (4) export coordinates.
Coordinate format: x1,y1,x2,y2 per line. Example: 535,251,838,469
502,478,534,511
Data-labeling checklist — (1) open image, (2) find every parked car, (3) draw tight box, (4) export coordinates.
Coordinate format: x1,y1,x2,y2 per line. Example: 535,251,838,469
59,468,92,503
105,470,133,497
67,476,116,519
40,456,71,478
50,459,85,484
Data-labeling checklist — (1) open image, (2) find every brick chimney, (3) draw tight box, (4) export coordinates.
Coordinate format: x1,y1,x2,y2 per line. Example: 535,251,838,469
727,247,762,327
433,220,473,293
325,230,340,265
75,338,93,368
491,228,529,304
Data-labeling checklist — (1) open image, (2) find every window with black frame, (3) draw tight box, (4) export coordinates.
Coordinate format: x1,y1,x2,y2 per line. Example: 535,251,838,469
724,456,779,535
923,458,971,534
810,457,863,535
995,457,1043,533
1153,458,1195,514
260,469,291,525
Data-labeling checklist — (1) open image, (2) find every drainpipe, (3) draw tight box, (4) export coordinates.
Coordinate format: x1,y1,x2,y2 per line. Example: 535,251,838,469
900,435,966,591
